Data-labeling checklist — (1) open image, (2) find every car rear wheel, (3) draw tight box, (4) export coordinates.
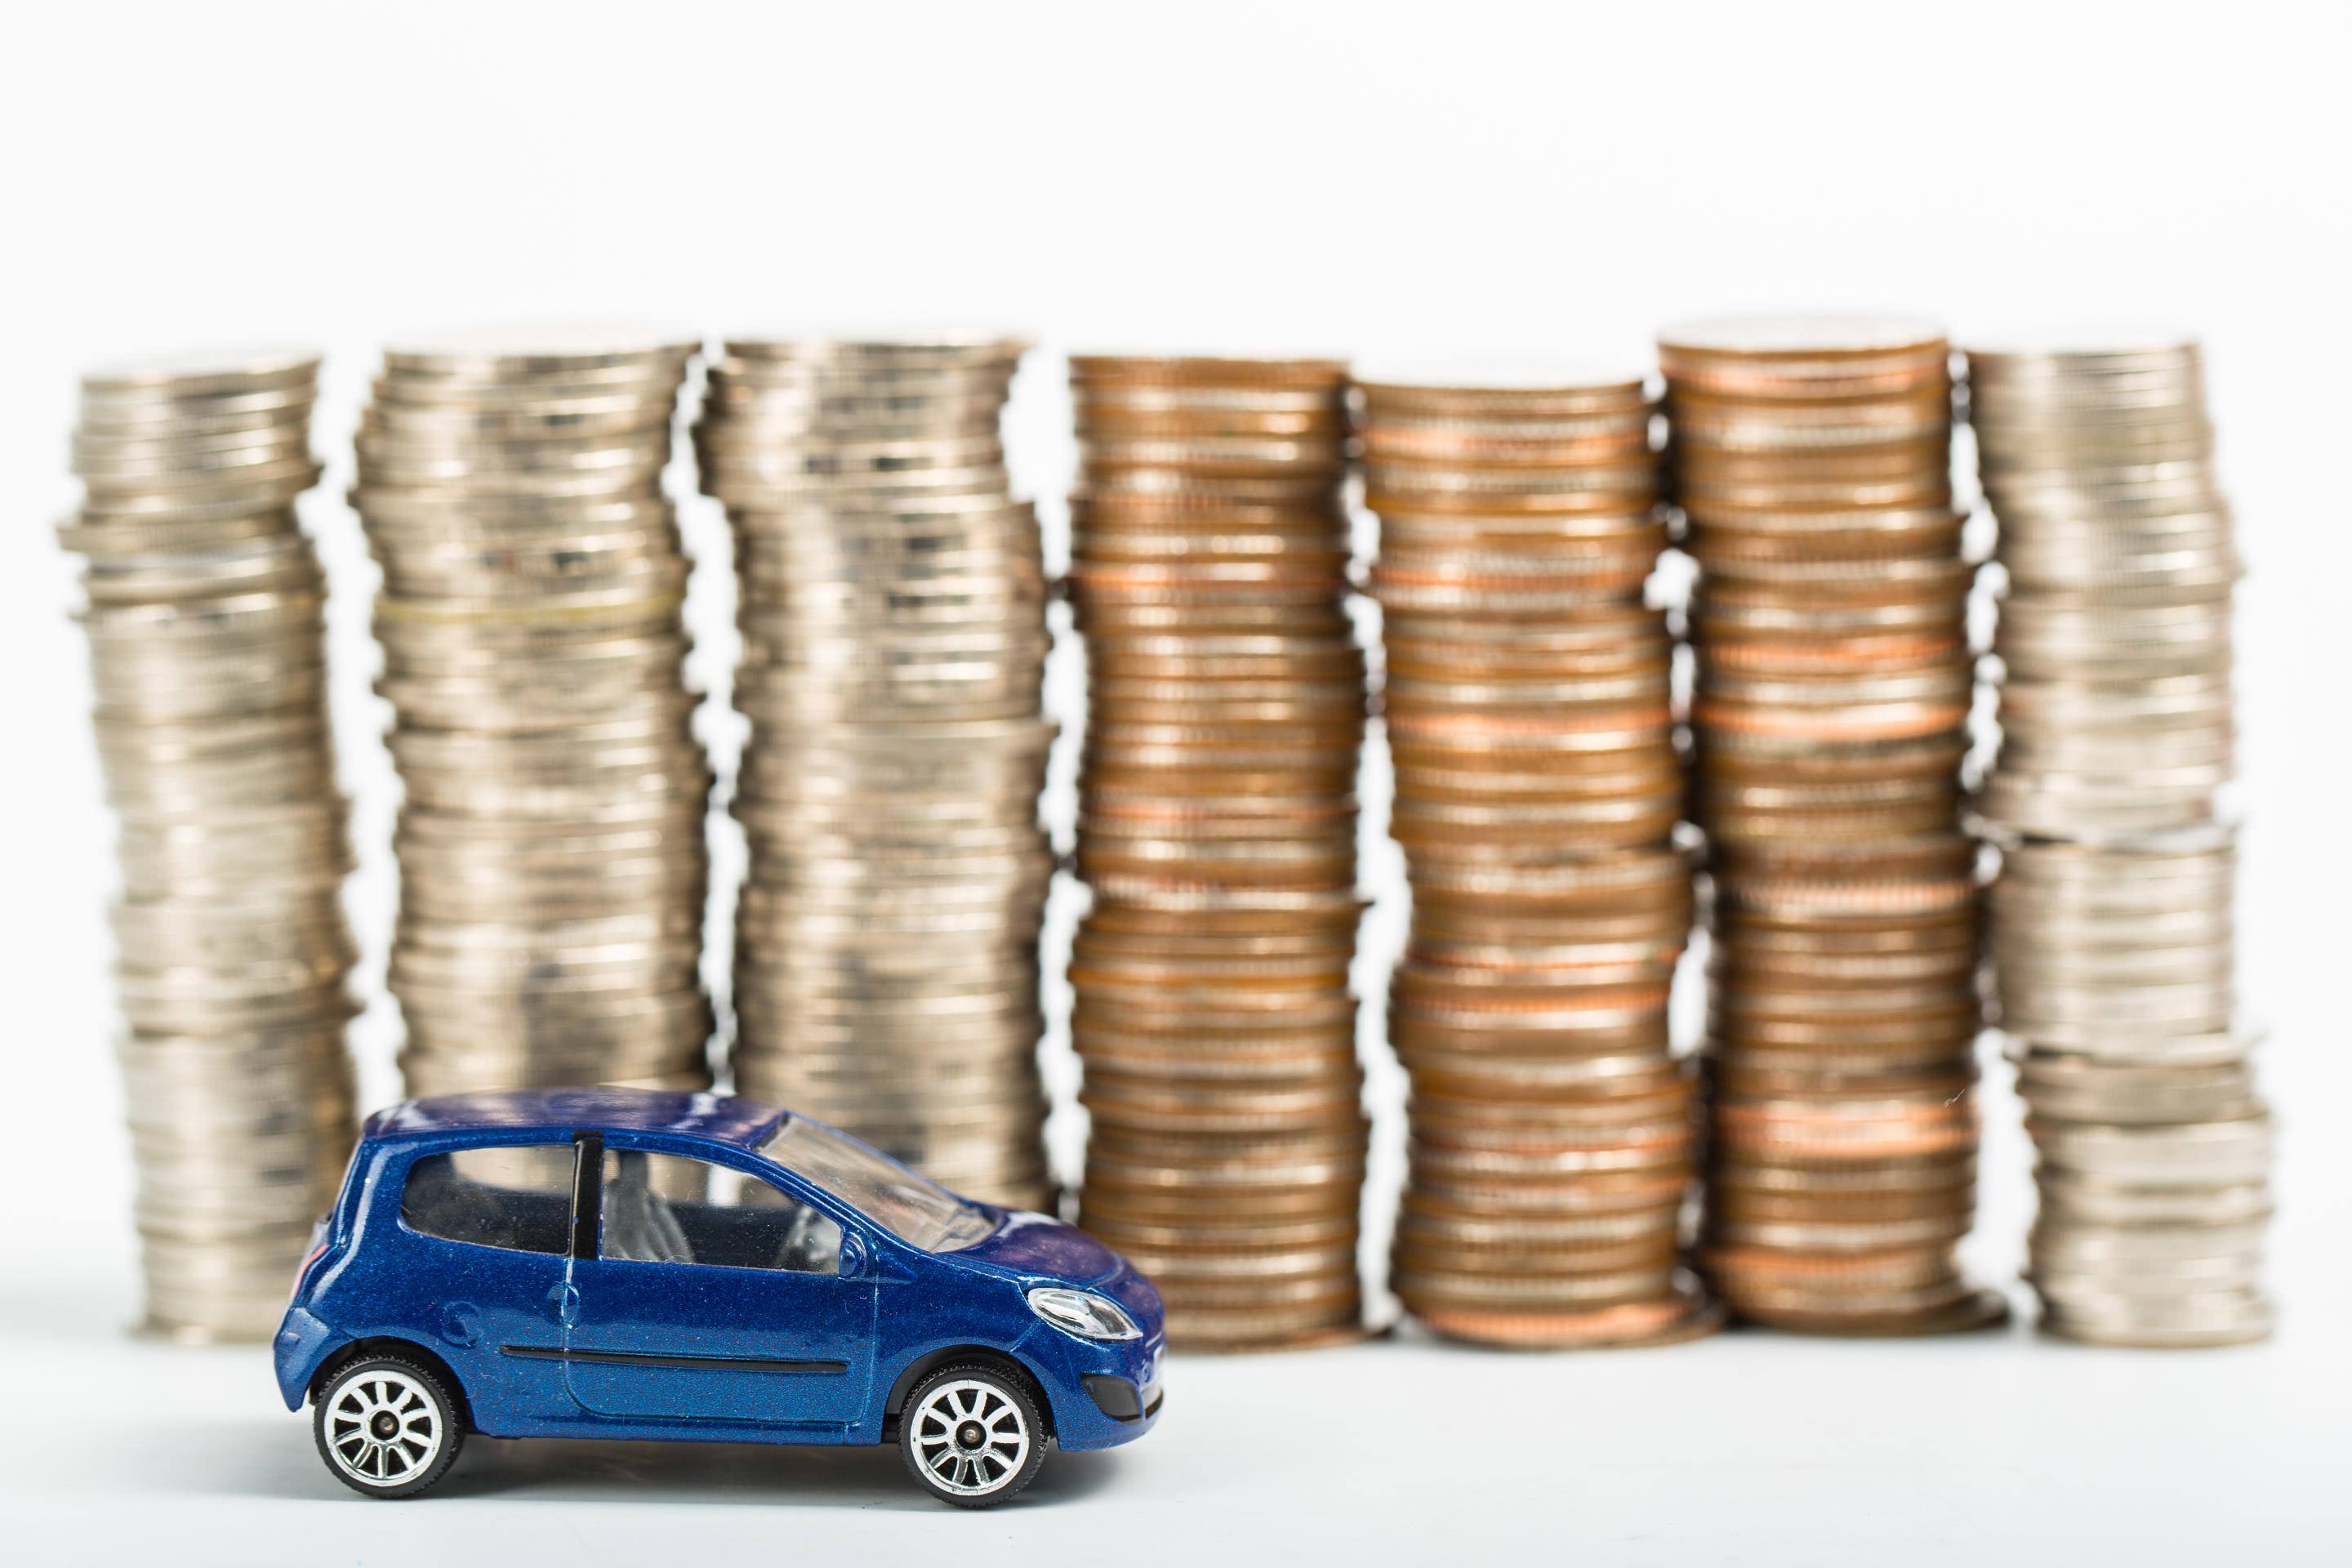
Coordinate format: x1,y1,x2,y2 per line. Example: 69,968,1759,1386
899,1364,1046,1508
314,1355,463,1499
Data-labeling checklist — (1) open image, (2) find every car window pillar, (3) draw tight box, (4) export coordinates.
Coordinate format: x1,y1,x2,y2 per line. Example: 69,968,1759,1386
568,1131,604,1260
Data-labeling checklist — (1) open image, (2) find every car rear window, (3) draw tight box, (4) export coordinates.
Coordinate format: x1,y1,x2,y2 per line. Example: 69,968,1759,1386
400,1146,576,1255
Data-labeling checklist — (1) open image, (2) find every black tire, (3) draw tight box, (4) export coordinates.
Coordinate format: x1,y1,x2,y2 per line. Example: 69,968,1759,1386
312,1354,466,1499
898,1362,1049,1508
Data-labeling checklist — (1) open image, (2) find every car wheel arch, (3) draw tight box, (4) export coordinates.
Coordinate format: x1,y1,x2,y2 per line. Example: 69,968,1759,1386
310,1337,475,1432
883,1346,1054,1442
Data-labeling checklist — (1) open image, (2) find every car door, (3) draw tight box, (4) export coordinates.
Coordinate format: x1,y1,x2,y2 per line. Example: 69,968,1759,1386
562,1137,879,1429
390,1138,586,1432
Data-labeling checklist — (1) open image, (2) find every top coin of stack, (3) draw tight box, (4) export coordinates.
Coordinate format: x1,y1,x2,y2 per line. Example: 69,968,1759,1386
1660,317,2003,1335
696,336,1055,1209
1356,364,1717,1348
1065,354,1370,1352
61,349,359,1341
1968,333,2270,1346
354,327,713,1098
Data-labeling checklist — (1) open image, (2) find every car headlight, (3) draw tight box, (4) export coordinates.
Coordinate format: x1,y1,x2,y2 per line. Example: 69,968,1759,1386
1026,1286,1142,1341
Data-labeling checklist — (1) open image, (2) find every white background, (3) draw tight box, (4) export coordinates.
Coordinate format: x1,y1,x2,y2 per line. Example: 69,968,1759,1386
2,2,2347,1562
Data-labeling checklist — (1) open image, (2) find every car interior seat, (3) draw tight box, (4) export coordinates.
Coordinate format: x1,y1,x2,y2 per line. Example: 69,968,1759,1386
602,1151,694,1264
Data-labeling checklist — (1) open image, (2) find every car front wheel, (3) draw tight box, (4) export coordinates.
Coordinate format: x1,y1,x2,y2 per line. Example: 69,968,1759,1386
314,1355,464,1499
899,1364,1046,1508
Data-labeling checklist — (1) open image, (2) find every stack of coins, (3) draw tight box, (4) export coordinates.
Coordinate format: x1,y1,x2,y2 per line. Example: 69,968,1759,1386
1661,317,2004,1334
1065,354,1369,1351
1969,334,2270,1346
1356,366,1717,1348
354,328,713,1098
1969,337,2238,834
60,350,358,1340
696,337,1054,1209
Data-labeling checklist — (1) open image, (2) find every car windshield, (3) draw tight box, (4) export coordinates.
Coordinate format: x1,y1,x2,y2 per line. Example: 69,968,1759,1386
757,1118,997,1254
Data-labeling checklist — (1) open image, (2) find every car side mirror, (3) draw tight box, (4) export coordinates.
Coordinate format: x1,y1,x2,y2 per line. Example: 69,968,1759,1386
837,1230,866,1279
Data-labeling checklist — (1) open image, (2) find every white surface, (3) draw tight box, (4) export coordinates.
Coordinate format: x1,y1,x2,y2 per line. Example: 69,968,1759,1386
4,1251,2348,1564
3,2,2350,1562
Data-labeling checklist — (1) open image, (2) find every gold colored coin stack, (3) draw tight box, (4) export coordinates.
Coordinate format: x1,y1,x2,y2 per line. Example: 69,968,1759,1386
354,328,713,1098
1356,367,1717,1348
1661,318,2005,1334
696,337,1054,1209
61,350,358,1341
1065,354,1370,1351
1969,335,2271,1346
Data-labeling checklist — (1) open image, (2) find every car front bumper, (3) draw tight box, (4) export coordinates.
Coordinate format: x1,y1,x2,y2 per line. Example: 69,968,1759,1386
1040,1334,1165,1450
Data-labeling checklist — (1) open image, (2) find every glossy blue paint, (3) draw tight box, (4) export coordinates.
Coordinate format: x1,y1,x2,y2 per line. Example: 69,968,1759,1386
275,1089,1165,1467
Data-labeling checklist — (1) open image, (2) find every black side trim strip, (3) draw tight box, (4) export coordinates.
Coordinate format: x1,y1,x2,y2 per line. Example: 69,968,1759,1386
501,1343,846,1375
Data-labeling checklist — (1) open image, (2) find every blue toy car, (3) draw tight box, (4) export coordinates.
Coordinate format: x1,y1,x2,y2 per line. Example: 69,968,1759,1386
274,1088,1165,1508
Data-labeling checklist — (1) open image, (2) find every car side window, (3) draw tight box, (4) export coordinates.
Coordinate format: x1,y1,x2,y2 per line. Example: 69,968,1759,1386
400,1145,576,1256
599,1148,842,1275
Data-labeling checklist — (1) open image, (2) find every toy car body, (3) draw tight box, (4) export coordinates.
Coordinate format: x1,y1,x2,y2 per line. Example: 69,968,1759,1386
274,1088,1165,1507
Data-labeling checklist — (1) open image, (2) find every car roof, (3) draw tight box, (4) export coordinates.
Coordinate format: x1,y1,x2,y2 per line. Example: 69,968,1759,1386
363,1087,789,1152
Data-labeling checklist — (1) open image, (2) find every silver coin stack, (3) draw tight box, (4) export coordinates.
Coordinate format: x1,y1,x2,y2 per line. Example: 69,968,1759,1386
695,337,1054,1210
1969,333,2272,1347
61,350,359,1341
354,328,714,1098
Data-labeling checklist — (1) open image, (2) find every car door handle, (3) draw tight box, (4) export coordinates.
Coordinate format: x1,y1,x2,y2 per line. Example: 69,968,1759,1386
557,1282,581,1326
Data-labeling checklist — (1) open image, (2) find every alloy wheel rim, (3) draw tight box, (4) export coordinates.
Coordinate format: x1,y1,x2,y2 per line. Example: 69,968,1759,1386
327,1369,443,1486
911,1378,1030,1495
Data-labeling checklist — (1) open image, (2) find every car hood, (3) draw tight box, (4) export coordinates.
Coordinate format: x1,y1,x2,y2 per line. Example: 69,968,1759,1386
946,1209,1128,1290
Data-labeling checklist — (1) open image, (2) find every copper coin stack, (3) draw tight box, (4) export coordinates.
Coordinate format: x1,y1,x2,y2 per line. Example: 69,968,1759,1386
1065,354,1370,1351
1355,366,1717,1348
1661,317,2004,1334
695,337,1054,1209
1968,334,2271,1346
61,350,358,1340
354,328,714,1098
